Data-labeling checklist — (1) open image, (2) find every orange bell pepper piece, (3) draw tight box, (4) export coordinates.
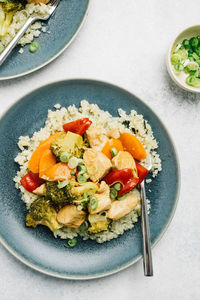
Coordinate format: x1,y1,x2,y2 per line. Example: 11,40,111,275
28,132,61,173
39,149,57,178
41,162,72,181
120,133,146,161
102,138,124,159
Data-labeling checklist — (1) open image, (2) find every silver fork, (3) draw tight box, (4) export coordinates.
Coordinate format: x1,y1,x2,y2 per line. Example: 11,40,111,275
140,160,153,276
0,0,60,66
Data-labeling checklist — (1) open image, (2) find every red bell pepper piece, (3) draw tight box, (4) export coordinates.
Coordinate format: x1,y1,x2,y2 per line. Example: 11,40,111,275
63,118,92,136
20,171,44,193
135,161,148,184
104,168,139,196
104,168,133,186
117,178,139,197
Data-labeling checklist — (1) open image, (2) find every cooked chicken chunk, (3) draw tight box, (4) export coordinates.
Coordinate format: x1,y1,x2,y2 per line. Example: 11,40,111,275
86,126,108,151
107,193,138,220
33,184,46,195
57,205,86,228
88,181,111,214
107,128,120,139
112,151,138,177
83,149,112,182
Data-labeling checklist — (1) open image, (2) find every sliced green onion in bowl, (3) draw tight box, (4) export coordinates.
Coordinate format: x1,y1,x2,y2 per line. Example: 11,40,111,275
29,41,39,53
185,61,199,71
89,196,98,210
60,151,69,162
110,147,118,157
186,75,200,87
190,37,199,48
70,170,76,175
171,54,181,64
174,63,184,71
57,180,69,189
182,39,191,49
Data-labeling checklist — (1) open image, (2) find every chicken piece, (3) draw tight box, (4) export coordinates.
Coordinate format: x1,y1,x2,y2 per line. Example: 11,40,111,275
107,193,138,220
86,126,108,151
57,205,86,228
112,151,138,177
27,0,50,4
83,149,112,182
107,128,120,139
32,184,46,196
88,181,111,214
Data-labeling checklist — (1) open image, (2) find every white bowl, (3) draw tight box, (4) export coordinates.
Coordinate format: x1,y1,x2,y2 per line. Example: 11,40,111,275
167,24,200,93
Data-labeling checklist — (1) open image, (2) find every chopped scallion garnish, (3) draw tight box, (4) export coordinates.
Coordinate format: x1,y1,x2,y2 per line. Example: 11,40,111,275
110,147,118,157
77,173,89,183
110,187,118,200
60,151,69,163
89,196,98,210
114,183,121,191
68,238,77,248
57,180,69,189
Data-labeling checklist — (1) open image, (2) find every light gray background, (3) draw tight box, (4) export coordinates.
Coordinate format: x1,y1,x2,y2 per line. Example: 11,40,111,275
0,1,199,299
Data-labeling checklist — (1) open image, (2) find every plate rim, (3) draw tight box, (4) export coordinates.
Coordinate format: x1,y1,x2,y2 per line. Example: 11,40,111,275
0,78,181,280
0,0,91,81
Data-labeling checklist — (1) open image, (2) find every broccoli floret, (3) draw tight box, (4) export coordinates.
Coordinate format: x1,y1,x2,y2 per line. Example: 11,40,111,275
0,0,24,37
46,181,99,208
26,198,62,232
46,181,70,208
51,131,85,159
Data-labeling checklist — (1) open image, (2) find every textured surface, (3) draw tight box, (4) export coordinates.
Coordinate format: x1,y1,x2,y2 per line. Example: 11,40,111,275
0,79,179,279
0,0,200,299
0,0,90,78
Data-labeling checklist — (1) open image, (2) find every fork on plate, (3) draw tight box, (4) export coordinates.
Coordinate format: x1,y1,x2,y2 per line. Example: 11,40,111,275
0,0,60,66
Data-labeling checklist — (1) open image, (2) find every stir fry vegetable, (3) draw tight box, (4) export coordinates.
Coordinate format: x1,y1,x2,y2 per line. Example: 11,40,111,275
20,171,44,192
63,118,92,136
20,116,151,236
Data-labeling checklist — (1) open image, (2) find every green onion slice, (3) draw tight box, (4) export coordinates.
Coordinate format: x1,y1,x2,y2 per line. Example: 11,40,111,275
77,173,89,183
29,41,39,53
89,196,98,210
57,180,69,189
186,75,200,87
78,164,87,174
110,147,118,157
60,151,69,163
68,238,77,248
117,194,126,200
110,187,118,200
114,183,121,191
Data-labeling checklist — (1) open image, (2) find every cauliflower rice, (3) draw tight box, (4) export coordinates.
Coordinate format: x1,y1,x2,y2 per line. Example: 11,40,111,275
14,100,162,243
0,3,49,52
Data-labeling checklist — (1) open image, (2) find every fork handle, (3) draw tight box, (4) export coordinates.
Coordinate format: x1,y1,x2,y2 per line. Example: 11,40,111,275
140,180,153,276
0,17,35,66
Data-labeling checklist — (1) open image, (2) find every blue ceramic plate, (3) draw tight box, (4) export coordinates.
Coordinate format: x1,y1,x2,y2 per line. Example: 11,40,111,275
0,79,180,279
0,0,90,80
